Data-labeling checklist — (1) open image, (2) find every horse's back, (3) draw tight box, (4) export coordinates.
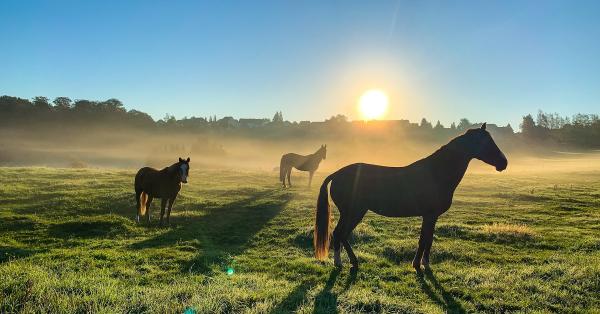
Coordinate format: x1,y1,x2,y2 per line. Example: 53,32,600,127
281,153,302,161
281,153,305,167
329,163,435,217
135,167,158,188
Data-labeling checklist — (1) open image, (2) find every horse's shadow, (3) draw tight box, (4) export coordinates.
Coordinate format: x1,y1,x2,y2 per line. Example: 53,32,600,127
130,189,293,274
416,268,466,313
268,267,358,314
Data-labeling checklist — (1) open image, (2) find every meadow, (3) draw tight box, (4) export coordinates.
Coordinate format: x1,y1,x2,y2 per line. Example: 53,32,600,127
1,166,599,313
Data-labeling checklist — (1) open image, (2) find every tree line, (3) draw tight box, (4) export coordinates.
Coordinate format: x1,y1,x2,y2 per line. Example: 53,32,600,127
1,95,598,148
520,110,600,147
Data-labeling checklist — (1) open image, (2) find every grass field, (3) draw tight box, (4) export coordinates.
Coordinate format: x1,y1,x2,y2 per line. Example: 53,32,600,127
1,167,599,313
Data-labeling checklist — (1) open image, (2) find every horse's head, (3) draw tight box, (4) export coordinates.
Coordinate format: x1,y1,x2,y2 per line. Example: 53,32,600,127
462,123,507,172
177,157,191,183
319,144,327,160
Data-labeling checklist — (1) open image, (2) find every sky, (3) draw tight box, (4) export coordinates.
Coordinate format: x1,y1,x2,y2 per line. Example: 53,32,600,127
1,0,599,127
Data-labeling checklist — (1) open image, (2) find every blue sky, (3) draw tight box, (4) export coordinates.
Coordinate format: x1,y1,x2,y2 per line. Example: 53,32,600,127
1,1,599,127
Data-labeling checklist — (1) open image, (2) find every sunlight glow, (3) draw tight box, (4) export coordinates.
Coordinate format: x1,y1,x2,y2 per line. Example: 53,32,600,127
359,89,388,120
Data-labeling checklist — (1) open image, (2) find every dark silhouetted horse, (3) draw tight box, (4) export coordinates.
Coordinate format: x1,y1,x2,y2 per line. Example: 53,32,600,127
280,145,327,188
314,124,507,270
135,157,190,226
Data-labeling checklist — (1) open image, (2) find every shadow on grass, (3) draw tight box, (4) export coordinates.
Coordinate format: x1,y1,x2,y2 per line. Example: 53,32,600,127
130,189,293,274
13,191,133,218
47,218,132,239
312,268,340,314
269,267,356,313
0,246,48,263
383,246,476,265
268,282,312,314
416,268,466,313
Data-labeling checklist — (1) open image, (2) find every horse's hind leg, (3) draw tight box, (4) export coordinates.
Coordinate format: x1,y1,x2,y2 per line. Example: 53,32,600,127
135,190,142,223
335,206,367,269
308,171,314,188
413,215,437,270
332,216,347,267
146,196,154,223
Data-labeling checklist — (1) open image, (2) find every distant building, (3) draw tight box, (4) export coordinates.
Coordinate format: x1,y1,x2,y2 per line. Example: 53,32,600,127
218,116,239,128
239,118,270,128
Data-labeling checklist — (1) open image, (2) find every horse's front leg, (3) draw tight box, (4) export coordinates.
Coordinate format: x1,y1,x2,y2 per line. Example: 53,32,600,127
287,168,292,187
420,216,438,268
412,215,436,270
159,198,168,226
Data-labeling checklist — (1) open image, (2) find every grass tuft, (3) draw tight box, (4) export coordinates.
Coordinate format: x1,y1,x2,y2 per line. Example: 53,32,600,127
480,223,536,241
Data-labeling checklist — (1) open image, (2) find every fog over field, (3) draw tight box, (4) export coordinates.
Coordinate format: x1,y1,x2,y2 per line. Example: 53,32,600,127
2,125,600,176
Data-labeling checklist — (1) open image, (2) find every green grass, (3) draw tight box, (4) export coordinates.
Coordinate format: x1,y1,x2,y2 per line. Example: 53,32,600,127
1,167,599,313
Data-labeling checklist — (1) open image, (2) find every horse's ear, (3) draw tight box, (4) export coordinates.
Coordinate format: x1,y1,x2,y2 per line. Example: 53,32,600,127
186,157,190,162
481,123,487,130
324,144,327,148
179,157,183,162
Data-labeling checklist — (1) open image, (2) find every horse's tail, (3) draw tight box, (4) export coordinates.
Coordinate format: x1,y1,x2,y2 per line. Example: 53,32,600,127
314,173,335,260
279,156,286,182
139,192,148,216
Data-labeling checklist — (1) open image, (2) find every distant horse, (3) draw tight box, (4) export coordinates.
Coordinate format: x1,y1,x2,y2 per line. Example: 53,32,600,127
314,124,507,270
135,157,190,226
280,145,327,188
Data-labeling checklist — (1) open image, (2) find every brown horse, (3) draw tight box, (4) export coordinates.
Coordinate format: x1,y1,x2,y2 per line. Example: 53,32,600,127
314,124,507,270
135,157,190,226
280,145,327,188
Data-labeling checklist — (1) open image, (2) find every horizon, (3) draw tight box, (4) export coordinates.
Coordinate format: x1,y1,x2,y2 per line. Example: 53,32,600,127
1,1,599,128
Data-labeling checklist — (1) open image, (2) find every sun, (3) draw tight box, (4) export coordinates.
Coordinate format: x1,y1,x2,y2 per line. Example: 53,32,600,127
358,89,388,120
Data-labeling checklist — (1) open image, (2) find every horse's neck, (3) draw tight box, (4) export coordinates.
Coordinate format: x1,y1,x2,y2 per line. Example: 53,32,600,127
161,165,178,180
425,145,471,192
308,152,322,165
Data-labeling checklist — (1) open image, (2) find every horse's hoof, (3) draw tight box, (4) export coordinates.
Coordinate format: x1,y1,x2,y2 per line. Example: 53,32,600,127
412,261,422,270
334,260,343,268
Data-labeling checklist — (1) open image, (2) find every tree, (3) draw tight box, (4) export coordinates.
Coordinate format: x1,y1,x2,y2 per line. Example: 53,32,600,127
536,110,549,129
100,98,125,113
32,96,51,110
163,113,176,125
420,118,432,129
272,111,283,123
53,97,72,110
457,118,471,131
450,122,456,130
505,123,514,133
434,120,444,130
326,114,348,123
520,114,536,137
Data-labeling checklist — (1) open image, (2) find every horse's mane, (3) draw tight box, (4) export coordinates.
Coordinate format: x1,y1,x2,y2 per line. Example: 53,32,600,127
419,132,469,166
162,161,182,173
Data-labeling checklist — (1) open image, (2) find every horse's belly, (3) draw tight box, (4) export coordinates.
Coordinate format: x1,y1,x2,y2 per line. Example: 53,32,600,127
369,203,422,217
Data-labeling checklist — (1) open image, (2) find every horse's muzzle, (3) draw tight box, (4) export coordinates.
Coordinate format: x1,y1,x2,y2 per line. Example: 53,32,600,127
495,158,507,172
